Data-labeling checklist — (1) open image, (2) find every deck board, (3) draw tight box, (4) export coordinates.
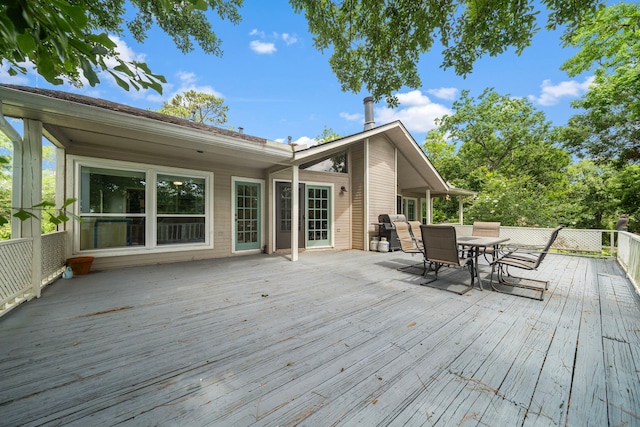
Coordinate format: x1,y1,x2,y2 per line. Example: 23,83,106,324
1,250,639,426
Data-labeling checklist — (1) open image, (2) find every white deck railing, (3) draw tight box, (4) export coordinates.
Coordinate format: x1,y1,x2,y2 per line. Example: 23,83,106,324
0,227,638,318
0,231,67,318
617,231,640,294
453,225,614,253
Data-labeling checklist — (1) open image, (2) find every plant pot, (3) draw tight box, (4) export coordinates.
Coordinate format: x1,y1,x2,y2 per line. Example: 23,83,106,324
66,256,94,275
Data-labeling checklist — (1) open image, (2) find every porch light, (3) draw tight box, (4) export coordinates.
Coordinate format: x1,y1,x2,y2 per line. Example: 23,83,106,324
173,181,184,186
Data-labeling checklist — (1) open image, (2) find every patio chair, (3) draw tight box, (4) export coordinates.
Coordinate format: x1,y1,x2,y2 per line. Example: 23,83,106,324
420,225,475,294
472,221,501,263
408,221,423,241
393,220,427,274
489,225,564,300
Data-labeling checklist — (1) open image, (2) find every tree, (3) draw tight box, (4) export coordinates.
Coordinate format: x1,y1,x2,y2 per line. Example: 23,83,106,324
290,0,603,105
0,0,243,93
3,1,603,104
158,90,229,125
560,160,619,230
429,88,570,227
610,164,640,232
437,89,570,189
560,3,640,164
314,126,346,173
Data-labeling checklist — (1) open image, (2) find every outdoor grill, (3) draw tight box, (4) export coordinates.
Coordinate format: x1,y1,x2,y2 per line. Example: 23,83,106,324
377,214,406,251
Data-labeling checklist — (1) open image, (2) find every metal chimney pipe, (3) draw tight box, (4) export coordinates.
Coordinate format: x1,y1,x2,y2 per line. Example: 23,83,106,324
363,96,375,130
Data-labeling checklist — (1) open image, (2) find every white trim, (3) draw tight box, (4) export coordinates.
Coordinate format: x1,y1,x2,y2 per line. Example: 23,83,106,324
364,138,370,251
231,176,265,254
402,197,419,221
304,181,335,249
69,156,214,256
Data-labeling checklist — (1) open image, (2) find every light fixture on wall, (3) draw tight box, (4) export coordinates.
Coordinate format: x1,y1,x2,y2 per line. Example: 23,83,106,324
340,185,347,193
173,181,184,186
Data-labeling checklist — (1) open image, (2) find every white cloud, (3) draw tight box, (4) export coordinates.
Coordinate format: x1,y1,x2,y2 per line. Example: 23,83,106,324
339,112,362,121
373,90,452,134
281,33,298,46
427,87,458,101
158,71,224,101
275,136,317,147
528,77,595,106
249,29,266,37
250,40,277,54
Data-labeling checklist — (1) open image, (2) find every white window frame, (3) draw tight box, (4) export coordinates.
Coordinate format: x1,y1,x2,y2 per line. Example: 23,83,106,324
71,156,214,256
403,197,418,221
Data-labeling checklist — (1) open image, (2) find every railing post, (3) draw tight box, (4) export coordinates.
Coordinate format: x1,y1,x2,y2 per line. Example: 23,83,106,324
611,231,615,257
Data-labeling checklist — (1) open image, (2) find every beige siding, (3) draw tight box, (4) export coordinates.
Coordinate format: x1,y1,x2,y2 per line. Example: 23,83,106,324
367,136,396,242
68,148,268,270
270,169,351,250
350,142,365,250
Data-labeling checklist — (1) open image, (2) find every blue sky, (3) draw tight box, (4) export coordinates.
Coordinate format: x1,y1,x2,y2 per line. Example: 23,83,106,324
0,0,594,147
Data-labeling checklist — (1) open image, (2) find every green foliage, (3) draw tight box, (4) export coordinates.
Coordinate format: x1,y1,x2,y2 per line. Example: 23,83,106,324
437,89,570,190
465,171,558,227
289,0,603,105
559,161,618,230
560,3,640,164
610,164,640,232
315,126,347,173
425,88,574,227
0,146,77,238
0,0,243,93
158,90,229,125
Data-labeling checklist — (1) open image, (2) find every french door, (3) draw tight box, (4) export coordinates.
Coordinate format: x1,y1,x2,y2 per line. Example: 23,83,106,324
275,182,305,250
234,180,262,251
306,185,331,247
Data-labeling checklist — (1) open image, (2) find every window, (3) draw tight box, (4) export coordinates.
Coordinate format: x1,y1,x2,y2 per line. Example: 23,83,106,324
79,167,146,250
301,151,348,173
156,174,206,245
403,198,417,221
76,160,211,252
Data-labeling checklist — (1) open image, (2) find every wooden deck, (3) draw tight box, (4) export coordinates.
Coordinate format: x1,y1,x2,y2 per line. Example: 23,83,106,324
1,250,639,426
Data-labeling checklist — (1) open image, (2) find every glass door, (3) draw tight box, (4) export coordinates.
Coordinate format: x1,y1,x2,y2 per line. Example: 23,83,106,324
306,185,331,247
235,180,261,251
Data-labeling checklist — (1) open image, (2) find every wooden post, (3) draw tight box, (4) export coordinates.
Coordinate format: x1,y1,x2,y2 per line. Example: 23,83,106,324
0,103,24,238
21,120,43,298
425,189,432,224
291,165,299,261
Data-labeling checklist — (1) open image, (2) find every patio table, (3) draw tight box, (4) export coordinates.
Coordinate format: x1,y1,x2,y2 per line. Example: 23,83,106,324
457,236,510,290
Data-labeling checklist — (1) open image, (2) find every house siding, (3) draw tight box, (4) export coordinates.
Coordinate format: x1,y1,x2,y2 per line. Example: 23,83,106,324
66,149,268,270
367,136,397,242
270,169,351,250
350,142,366,250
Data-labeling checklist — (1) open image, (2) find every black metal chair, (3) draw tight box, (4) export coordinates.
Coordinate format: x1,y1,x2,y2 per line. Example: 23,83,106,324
489,225,564,300
420,225,475,294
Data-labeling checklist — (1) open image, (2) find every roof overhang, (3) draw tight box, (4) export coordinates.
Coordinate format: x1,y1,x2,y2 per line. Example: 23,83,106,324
293,121,453,195
0,85,293,169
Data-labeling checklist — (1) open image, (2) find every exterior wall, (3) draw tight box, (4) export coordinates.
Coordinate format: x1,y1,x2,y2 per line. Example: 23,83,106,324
270,169,351,250
65,147,268,270
367,135,397,241
350,142,366,250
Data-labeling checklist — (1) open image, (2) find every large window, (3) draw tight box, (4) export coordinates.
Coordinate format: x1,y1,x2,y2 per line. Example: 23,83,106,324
76,161,211,252
156,174,206,245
